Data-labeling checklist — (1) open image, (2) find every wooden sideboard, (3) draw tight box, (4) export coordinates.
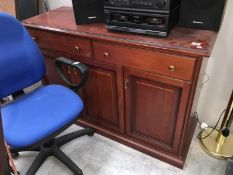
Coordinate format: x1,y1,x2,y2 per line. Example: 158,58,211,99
23,7,217,168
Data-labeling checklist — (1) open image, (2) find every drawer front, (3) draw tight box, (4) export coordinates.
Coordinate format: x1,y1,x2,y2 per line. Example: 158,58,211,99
93,41,196,81
28,29,93,59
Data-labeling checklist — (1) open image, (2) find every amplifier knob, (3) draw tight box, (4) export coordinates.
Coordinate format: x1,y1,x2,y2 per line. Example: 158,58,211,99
156,0,166,8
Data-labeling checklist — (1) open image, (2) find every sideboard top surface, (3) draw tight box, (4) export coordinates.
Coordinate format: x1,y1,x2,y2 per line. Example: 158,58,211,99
23,7,217,58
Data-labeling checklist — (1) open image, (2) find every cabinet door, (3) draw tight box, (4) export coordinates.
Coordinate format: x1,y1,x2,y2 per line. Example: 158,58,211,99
40,48,124,133
41,50,71,86
124,68,191,153
78,63,125,133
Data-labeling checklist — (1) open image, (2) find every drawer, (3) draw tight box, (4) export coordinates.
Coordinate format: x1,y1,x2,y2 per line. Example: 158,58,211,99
28,29,93,59
93,41,197,81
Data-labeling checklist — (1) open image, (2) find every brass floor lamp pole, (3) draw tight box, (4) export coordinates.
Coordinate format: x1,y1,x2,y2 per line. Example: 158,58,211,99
200,90,233,159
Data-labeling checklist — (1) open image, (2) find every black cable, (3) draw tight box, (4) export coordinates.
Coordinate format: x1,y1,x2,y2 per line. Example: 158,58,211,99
194,112,202,125
197,108,226,140
43,0,49,12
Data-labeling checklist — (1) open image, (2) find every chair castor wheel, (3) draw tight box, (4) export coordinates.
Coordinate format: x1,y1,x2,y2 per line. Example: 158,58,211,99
11,152,19,159
87,128,94,137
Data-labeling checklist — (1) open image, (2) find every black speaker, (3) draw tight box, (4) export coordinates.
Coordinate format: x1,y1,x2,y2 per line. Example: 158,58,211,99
16,0,39,21
178,0,226,31
72,0,104,24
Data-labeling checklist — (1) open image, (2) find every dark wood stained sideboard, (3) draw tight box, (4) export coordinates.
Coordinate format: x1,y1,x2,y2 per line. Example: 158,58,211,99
23,7,217,168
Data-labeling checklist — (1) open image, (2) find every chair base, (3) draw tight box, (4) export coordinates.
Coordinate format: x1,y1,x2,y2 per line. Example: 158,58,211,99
11,128,94,175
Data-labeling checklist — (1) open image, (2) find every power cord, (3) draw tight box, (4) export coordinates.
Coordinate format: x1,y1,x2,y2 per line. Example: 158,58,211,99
43,0,49,12
199,73,210,89
194,112,202,125
195,109,226,140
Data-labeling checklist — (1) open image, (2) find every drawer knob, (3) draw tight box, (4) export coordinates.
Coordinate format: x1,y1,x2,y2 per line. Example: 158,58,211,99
168,65,175,72
104,52,109,59
75,46,80,52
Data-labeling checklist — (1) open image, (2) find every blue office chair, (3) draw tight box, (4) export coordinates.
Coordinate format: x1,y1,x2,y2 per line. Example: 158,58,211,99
0,13,94,175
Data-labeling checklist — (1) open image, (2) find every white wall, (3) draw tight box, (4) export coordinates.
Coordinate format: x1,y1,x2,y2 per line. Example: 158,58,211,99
46,0,72,9
196,0,233,128
45,0,233,128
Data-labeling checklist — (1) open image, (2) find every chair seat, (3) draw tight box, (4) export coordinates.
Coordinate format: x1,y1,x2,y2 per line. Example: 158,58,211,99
1,85,83,148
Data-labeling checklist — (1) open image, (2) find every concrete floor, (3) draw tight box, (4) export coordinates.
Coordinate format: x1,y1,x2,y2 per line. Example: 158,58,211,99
15,125,226,175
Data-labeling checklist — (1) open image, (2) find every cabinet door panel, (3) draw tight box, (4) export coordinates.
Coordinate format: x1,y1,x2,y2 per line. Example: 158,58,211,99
80,64,125,133
43,53,70,86
40,49,124,133
133,78,181,146
125,68,191,153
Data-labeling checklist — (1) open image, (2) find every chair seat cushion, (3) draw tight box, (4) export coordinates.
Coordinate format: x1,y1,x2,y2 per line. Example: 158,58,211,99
1,85,83,148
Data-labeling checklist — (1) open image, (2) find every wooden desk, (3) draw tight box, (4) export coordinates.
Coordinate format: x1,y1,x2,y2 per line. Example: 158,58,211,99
23,7,217,168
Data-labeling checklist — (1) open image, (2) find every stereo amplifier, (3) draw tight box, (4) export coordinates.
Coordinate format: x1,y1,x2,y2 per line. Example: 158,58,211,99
104,0,181,37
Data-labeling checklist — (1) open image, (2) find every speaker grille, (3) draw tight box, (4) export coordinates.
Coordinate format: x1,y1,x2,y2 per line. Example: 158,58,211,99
178,0,226,31
72,0,104,24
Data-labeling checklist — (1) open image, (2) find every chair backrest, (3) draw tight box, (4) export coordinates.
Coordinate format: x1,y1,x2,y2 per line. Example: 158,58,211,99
0,13,45,99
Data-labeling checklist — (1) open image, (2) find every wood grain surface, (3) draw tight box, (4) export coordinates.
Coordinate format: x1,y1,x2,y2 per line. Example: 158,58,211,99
23,7,217,58
0,0,16,16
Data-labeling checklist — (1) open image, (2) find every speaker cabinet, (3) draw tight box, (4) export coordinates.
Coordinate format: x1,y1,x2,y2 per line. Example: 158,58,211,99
15,0,39,21
72,0,104,24
178,0,226,31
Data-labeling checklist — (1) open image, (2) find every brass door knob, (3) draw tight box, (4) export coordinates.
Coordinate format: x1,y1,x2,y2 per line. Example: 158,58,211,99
168,65,175,72
75,46,80,52
104,52,109,59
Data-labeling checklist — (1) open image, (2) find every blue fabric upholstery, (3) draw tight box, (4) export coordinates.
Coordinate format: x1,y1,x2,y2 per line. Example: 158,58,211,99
0,13,84,150
1,85,83,148
0,13,45,99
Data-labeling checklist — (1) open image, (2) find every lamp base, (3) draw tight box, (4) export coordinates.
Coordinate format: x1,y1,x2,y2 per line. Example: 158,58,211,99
199,127,233,159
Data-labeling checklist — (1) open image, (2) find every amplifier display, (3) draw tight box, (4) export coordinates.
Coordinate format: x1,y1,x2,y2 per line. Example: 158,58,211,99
104,0,180,11
104,0,181,37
